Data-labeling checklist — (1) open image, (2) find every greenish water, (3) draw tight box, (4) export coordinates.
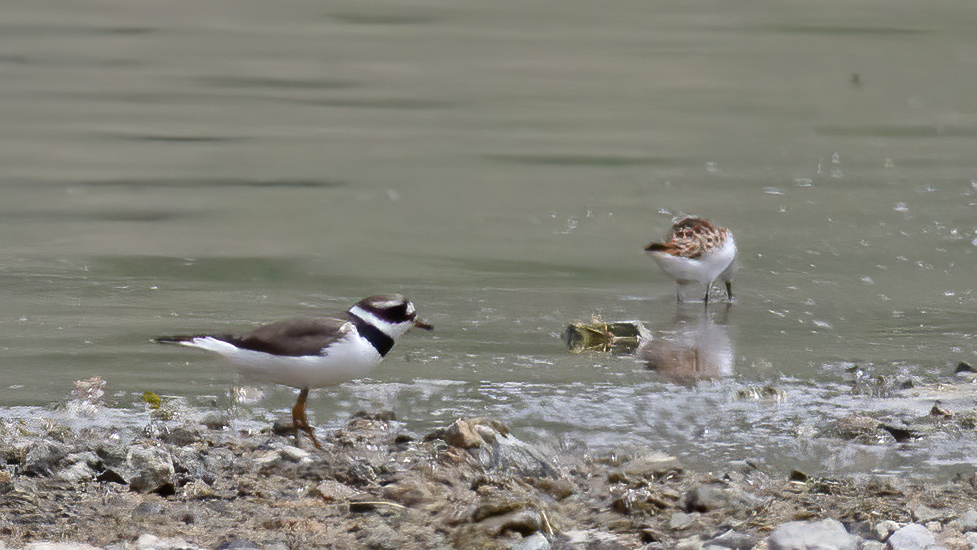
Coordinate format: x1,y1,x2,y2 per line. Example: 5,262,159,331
1,0,976,477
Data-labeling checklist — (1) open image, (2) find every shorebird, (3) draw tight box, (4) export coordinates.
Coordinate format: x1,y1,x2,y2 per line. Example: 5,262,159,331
645,216,737,303
156,294,431,448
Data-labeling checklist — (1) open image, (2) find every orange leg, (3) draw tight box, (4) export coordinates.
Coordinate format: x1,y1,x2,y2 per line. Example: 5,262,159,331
291,387,321,449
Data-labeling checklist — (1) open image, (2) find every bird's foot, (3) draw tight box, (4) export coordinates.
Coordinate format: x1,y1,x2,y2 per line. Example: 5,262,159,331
291,387,322,450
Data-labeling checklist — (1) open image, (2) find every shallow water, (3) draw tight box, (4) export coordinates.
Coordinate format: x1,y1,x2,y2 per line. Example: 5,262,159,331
2,0,977,478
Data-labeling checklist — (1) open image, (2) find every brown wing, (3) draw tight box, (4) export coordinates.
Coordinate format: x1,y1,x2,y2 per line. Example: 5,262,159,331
227,316,353,357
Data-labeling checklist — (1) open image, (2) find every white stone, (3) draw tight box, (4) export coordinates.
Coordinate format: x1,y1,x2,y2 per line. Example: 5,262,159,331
24,544,102,550
886,524,935,550
768,519,858,550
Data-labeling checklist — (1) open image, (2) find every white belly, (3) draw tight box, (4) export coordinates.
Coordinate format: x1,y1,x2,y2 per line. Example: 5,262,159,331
647,237,737,286
184,335,383,389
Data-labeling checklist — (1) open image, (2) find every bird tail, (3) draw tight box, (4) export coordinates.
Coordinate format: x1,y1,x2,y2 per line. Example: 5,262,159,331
154,334,224,345
645,242,680,254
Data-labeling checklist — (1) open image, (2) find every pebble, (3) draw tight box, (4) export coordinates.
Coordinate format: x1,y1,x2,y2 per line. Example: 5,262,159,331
620,452,681,479
125,447,176,495
510,532,550,550
278,446,311,463
132,534,200,550
767,519,858,550
669,511,698,530
22,441,69,476
22,545,102,550
705,530,758,549
913,503,955,524
56,461,97,484
955,509,977,532
439,418,558,478
886,524,935,550
875,520,901,541
441,418,508,449
675,536,704,550
684,484,761,513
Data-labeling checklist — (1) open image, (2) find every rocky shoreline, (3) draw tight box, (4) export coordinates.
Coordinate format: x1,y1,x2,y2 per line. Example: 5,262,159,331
4,381,977,550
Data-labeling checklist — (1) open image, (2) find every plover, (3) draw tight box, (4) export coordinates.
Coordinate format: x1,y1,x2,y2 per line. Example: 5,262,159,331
156,294,432,448
644,216,737,303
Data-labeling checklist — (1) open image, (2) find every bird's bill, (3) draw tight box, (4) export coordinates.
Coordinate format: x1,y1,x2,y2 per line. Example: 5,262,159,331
413,319,434,331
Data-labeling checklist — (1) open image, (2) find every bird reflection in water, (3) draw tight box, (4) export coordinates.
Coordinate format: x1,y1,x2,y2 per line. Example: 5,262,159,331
636,303,734,382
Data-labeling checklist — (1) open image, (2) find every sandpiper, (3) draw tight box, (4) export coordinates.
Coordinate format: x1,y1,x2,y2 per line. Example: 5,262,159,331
645,216,737,303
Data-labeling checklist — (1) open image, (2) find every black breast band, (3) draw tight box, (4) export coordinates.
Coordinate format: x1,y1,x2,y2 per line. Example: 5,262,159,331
348,313,395,357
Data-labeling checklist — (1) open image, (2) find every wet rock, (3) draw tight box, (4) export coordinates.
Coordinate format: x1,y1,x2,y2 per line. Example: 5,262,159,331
953,508,977,532
440,417,510,449
683,483,761,513
511,532,550,550
200,412,230,430
619,452,681,481
56,460,97,484
551,529,631,549
333,411,398,447
213,540,263,549
482,508,544,537
0,469,13,494
126,446,176,495
609,484,678,516
874,520,901,541
886,524,935,550
94,441,130,470
279,445,312,463
180,479,217,500
525,477,575,500
21,544,103,550
827,415,892,444
350,519,414,550
314,479,363,502
171,446,215,486
734,385,784,401
669,511,698,530
381,478,447,509
434,418,559,478
929,402,953,419
133,533,201,549
22,441,70,476
53,451,100,483
675,536,704,550
157,425,199,446
767,519,858,550
704,530,757,549
451,524,503,550
880,423,921,443
788,470,810,483
912,502,954,523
